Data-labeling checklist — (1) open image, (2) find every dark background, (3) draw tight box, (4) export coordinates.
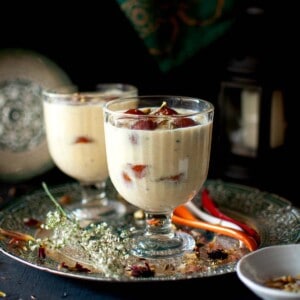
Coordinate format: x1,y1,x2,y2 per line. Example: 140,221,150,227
0,2,299,299
0,1,298,205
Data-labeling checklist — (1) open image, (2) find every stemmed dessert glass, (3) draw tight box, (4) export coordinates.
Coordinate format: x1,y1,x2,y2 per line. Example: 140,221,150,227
103,95,214,258
42,84,138,224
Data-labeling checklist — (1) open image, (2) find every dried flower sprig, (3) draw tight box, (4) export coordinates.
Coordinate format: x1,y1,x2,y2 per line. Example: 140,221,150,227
39,182,131,277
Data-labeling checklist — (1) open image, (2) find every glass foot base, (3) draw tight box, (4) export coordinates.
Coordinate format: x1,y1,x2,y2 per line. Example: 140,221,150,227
67,199,126,227
131,231,195,259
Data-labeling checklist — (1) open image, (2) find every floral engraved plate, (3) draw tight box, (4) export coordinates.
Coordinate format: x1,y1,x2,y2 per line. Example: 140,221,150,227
0,180,299,282
0,48,72,182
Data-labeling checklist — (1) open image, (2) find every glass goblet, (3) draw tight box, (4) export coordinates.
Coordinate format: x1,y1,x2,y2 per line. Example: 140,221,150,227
42,85,136,224
104,95,214,259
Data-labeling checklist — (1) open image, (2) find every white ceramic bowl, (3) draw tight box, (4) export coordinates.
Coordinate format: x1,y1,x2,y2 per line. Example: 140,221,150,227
237,244,300,300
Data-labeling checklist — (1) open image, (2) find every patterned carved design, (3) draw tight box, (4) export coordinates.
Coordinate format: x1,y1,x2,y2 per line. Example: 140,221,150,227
0,79,43,152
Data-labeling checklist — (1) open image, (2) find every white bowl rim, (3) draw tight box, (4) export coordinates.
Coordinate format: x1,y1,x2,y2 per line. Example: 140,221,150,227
237,244,300,298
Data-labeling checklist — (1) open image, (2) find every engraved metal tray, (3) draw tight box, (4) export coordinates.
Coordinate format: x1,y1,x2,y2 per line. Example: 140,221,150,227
0,180,299,282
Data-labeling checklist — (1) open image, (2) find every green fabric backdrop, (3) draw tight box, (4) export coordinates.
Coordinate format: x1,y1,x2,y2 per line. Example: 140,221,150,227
116,0,237,72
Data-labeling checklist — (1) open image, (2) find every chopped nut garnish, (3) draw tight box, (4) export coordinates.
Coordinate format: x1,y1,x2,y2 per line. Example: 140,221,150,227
133,209,145,220
264,274,300,293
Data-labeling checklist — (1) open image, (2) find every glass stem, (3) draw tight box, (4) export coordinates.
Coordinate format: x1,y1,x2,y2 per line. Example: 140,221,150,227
131,210,195,258
144,212,175,238
80,180,107,204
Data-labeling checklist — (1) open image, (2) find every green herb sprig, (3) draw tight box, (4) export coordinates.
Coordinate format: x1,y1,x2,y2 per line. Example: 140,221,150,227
42,182,67,218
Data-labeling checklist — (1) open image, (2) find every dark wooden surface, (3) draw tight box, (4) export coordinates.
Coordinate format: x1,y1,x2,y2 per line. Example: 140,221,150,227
0,251,260,300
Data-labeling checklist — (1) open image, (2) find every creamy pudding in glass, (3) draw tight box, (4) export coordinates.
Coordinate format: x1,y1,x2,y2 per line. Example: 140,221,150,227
104,95,214,258
105,108,212,212
43,84,137,224
44,93,108,183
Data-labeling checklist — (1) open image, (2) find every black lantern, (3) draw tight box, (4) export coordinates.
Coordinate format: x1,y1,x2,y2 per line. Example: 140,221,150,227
217,3,287,183
218,55,287,182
